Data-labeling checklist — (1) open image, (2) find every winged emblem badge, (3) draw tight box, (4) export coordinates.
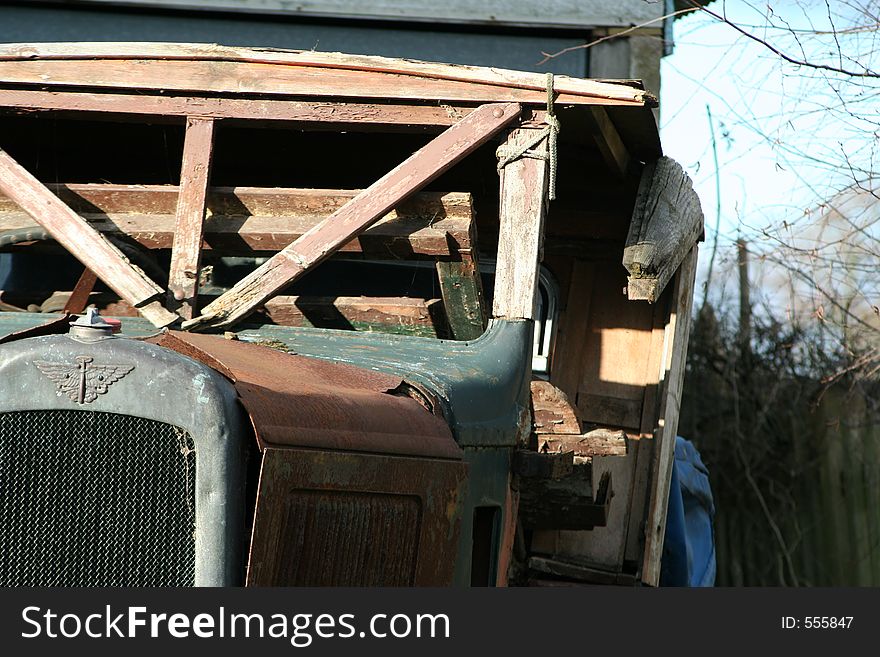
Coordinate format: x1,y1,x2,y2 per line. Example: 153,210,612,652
34,356,135,404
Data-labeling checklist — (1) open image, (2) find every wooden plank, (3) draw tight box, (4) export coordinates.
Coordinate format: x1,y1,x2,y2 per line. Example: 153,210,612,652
63,268,98,315
518,468,611,530
0,148,177,327
184,102,520,330
549,260,594,400
528,556,639,586
538,429,629,459
586,107,630,178
0,185,475,258
0,43,652,107
513,450,574,480
435,259,485,340
641,246,698,586
0,88,471,128
168,117,215,319
261,295,447,338
623,295,671,563
575,264,657,430
491,127,550,320
624,157,704,302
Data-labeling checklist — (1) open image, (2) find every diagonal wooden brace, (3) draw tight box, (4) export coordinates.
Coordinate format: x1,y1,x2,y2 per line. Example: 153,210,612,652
0,147,178,327
183,101,521,331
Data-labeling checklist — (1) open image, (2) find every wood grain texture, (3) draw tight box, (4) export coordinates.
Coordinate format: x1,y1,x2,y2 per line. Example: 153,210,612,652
261,295,447,338
0,185,474,257
169,116,215,319
435,259,485,340
531,380,581,435
0,42,652,106
586,107,630,178
0,88,472,128
640,246,698,585
491,127,550,320
549,260,594,401
184,102,520,330
623,157,704,302
0,148,177,327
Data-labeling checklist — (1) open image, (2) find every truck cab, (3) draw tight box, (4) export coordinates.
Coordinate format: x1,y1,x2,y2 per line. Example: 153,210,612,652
0,43,702,586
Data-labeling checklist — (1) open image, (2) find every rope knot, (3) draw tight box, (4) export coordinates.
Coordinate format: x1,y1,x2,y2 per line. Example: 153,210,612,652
495,72,560,200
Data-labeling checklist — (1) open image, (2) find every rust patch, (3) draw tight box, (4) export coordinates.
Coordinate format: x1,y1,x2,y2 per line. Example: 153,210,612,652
150,331,461,460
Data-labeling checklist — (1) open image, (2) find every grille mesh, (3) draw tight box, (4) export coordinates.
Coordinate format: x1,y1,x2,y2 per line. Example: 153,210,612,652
0,410,196,587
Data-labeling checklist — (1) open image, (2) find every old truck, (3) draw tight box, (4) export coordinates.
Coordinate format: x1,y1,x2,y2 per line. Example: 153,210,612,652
0,43,703,587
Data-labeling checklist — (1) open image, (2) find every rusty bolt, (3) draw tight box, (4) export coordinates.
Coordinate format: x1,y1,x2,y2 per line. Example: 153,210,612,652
172,288,186,301
492,107,504,118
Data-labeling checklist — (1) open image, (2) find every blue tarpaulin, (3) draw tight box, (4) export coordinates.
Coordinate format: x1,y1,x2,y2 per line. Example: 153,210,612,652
660,436,716,587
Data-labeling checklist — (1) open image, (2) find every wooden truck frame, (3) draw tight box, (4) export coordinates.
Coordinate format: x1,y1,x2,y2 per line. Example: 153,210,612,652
0,43,702,587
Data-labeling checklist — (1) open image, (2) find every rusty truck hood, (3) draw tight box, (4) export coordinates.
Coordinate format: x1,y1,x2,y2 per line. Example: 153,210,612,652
149,331,461,460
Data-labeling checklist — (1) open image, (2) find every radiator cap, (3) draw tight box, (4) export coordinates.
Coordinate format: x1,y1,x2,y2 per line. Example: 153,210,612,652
69,308,116,340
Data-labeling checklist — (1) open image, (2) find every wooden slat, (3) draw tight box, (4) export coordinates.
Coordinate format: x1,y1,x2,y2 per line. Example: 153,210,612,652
168,117,215,319
640,246,698,586
435,259,485,340
586,107,630,178
261,295,447,338
0,60,648,108
549,260,594,400
0,185,475,258
623,296,671,563
0,148,177,327
0,88,472,128
184,102,521,330
63,268,98,315
0,42,652,107
491,127,550,320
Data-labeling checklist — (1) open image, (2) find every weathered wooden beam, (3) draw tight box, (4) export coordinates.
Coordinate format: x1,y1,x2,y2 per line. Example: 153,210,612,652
513,449,574,480
0,43,654,107
260,295,448,338
531,380,581,435
537,428,629,459
168,117,215,319
492,127,551,320
0,88,472,129
184,102,521,330
0,185,475,258
63,268,98,315
623,157,704,302
640,246,698,586
435,259,485,340
518,468,612,530
585,106,630,178
0,148,177,327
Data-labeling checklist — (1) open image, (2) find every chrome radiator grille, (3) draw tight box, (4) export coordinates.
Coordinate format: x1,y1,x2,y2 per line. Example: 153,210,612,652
0,410,196,587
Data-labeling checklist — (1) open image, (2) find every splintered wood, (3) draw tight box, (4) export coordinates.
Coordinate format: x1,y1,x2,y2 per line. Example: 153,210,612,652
0,148,177,328
183,102,521,330
623,156,703,302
